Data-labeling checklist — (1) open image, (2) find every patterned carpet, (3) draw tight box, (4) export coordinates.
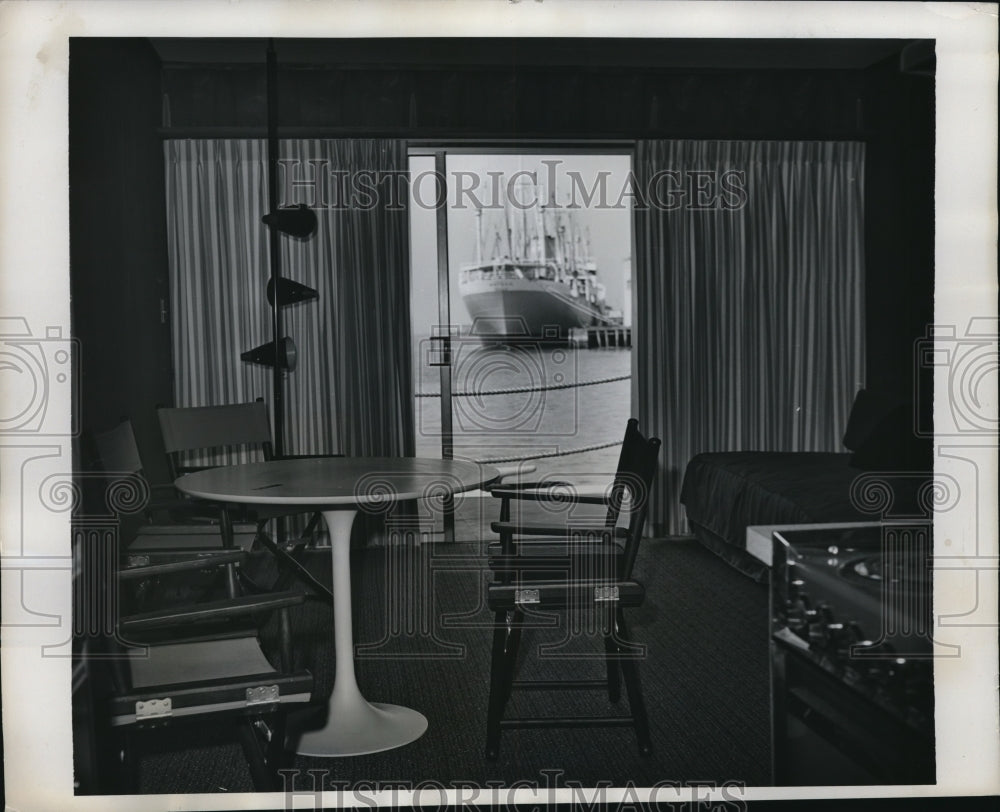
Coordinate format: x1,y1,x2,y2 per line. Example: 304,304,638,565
131,533,772,794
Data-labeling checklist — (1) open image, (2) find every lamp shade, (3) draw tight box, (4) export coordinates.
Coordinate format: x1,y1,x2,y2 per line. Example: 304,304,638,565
241,337,298,371
267,277,319,307
262,204,318,238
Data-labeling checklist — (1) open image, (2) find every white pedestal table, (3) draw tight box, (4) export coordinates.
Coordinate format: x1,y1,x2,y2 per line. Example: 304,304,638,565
175,456,498,757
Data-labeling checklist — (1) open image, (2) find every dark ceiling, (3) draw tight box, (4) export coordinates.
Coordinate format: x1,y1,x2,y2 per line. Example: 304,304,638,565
149,37,922,71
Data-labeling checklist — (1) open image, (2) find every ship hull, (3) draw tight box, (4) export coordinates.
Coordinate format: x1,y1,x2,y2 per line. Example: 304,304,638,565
461,278,606,338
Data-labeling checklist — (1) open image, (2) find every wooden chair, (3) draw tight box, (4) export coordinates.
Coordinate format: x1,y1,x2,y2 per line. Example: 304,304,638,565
95,418,262,607
72,471,313,793
94,418,259,555
157,401,279,479
156,401,334,600
107,552,311,791
484,418,661,759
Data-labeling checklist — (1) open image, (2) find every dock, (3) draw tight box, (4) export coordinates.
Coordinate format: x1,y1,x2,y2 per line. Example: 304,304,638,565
570,326,632,348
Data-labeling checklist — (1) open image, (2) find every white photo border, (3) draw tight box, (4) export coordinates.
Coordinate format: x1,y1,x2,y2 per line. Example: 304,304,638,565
1,1,997,809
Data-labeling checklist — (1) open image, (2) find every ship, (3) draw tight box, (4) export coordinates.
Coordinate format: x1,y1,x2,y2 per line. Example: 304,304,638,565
459,194,613,340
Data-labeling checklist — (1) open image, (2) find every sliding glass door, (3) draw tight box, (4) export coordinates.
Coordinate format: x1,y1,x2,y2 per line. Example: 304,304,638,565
408,148,634,540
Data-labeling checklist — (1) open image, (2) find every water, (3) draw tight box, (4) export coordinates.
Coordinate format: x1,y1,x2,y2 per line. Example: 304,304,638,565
412,337,632,482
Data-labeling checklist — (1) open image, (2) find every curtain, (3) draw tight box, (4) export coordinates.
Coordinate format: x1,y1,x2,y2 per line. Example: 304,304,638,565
634,140,866,535
164,139,414,462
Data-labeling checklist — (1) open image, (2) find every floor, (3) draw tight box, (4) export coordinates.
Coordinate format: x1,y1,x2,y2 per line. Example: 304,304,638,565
93,493,776,797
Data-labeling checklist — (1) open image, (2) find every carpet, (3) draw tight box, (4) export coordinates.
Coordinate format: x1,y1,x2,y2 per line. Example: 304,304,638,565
130,535,771,794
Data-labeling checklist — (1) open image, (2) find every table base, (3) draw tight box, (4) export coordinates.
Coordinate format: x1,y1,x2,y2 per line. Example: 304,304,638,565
292,700,428,757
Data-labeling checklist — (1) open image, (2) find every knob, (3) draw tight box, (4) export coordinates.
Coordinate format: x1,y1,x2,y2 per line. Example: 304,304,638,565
826,621,850,657
807,604,835,648
782,599,807,632
784,592,814,634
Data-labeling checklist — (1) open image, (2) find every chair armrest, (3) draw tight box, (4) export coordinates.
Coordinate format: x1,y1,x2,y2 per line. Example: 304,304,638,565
489,480,572,491
133,521,257,537
487,540,624,573
110,670,314,726
119,590,306,634
489,485,612,505
492,463,538,481
119,550,246,580
145,497,221,518
487,580,645,611
144,489,227,526
147,483,195,505
487,540,624,557
491,522,627,538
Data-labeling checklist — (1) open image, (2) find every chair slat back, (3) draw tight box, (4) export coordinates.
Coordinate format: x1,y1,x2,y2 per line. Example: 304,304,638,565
606,419,661,578
157,402,274,477
94,419,143,475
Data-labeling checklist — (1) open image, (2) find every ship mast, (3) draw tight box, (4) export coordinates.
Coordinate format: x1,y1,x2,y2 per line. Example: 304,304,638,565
521,180,529,263
504,197,514,259
475,207,483,264
535,196,546,266
568,209,577,273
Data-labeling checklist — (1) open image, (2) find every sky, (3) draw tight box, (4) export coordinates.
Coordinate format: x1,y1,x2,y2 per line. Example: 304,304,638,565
409,153,633,335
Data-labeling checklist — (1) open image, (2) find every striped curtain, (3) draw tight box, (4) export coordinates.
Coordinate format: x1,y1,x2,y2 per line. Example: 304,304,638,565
634,140,866,535
164,139,414,460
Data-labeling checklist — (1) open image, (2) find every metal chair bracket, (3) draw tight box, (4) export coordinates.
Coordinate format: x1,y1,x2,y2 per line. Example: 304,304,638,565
594,585,619,602
246,685,280,706
135,697,172,720
515,588,540,606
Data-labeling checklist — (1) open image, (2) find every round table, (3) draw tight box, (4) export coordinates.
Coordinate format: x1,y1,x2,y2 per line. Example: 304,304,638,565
175,456,498,757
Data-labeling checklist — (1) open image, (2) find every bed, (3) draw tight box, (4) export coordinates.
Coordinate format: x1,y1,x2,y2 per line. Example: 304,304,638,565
678,389,932,581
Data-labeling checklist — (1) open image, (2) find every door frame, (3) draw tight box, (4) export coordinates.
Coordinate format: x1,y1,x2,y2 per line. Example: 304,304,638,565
407,141,637,541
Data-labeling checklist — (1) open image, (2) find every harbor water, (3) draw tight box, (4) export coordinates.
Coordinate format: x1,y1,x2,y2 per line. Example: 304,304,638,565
413,338,632,482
